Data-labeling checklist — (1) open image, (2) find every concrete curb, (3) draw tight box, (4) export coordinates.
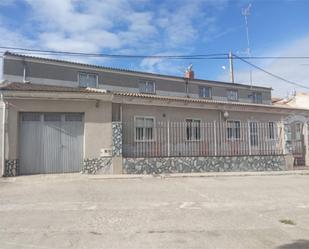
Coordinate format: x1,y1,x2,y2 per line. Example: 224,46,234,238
88,169,309,180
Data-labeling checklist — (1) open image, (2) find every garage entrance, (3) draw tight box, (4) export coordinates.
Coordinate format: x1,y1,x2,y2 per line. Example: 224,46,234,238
19,112,84,174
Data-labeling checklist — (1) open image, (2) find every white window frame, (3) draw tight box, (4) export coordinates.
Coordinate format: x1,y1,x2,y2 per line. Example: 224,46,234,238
227,120,241,140
249,121,259,146
252,92,262,104
295,122,302,141
78,72,98,88
139,80,156,94
198,86,212,99
267,121,276,140
227,89,238,101
185,118,202,141
134,116,156,142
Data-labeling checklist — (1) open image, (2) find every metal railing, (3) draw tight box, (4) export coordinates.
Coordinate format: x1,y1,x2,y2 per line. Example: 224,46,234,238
122,121,284,158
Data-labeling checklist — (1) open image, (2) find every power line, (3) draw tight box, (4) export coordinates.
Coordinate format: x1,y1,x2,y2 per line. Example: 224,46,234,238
0,46,227,59
1,46,309,60
233,53,309,90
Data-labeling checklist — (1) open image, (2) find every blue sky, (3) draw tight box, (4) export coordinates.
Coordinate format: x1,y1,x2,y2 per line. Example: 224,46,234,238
0,0,309,97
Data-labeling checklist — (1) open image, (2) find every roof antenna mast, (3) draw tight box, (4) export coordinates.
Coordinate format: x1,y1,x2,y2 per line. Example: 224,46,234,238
242,3,253,86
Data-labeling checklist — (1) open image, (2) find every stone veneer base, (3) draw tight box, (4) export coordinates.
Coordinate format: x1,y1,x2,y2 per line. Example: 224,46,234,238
123,155,287,174
82,157,112,174
4,159,19,177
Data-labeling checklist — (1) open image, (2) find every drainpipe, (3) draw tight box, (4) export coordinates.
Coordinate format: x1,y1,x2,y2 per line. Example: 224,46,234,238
1,93,6,177
22,58,27,83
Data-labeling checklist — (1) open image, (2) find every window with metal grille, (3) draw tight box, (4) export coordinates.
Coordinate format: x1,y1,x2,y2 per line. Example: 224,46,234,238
227,90,238,101
296,123,302,140
252,92,262,104
199,86,212,99
227,120,240,139
139,80,155,94
21,113,41,122
186,119,201,141
65,113,83,122
250,122,259,146
268,122,275,139
78,72,98,88
135,117,155,141
44,113,61,122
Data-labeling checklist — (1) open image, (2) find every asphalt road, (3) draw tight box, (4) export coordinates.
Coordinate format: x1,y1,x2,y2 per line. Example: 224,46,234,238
0,174,309,249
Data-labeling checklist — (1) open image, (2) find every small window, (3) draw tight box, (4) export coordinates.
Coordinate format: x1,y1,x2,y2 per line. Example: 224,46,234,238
135,117,155,141
22,113,41,122
268,122,275,139
186,119,201,141
65,113,83,122
199,86,212,99
227,120,240,139
139,80,155,94
252,92,262,104
78,72,98,88
227,90,238,101
250,122,259,146
44,113,61,122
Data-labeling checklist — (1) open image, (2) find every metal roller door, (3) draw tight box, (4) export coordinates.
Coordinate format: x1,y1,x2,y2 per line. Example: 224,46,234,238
19,113,84,174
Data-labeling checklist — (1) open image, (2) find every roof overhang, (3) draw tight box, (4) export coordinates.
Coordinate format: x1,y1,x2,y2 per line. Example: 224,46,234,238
1,90,113,102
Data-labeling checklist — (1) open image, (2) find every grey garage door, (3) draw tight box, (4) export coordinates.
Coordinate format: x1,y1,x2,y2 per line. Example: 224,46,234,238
19,113,84,174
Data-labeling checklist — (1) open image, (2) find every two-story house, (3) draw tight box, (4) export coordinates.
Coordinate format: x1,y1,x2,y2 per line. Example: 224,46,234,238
0,51,308,176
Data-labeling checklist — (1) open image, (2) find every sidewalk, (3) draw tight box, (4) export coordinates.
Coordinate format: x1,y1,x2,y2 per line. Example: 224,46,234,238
2,169,309,182
89,169,309,180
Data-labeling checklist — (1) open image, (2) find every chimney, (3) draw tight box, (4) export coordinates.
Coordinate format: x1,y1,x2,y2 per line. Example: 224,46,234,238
184,64,194,80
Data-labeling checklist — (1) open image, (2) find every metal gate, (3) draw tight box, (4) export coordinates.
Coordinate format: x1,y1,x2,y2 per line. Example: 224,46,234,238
19,113,84,174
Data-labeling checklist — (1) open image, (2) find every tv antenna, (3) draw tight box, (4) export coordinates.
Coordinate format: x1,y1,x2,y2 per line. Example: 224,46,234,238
242,3,253,85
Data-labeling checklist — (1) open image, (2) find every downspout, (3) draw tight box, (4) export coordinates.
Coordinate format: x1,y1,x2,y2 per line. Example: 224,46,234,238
1,93,6,177
22,58,27,83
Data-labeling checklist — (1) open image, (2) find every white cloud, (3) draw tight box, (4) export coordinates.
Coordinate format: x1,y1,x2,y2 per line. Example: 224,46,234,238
218,35,309,97
0,0,229,75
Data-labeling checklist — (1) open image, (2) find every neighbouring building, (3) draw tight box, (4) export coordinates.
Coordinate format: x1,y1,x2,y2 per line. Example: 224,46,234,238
0,51,308,176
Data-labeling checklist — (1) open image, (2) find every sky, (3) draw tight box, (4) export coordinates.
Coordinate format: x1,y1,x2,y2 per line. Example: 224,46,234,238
0,0,309,97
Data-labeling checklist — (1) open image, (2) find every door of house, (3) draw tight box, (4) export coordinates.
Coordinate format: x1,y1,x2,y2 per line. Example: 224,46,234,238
290,122,305,166
19,112,84,174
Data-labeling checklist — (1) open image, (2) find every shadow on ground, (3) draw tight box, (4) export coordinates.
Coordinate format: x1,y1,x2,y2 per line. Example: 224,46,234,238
276,240,309,249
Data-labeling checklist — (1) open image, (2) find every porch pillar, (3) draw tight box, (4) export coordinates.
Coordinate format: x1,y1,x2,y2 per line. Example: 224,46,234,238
112,122,123,174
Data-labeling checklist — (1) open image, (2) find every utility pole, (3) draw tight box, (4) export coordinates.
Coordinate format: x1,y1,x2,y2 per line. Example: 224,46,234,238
229,51,234,83
242,3,253,86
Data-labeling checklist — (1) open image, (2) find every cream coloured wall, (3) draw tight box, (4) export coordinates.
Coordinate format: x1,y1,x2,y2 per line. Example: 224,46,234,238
5,99,112,161
121,104,286,123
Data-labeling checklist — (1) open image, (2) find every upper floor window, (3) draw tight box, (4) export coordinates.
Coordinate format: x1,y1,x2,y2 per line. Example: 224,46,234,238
227,90,238,101
139,80,155,94
199,86,212,99
186,119,201,141
252,92,262,104
78,72,98,88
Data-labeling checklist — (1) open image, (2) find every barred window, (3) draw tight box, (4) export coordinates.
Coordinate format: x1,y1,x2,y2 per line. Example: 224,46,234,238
227,90,238,101
135,117,155,141
78,72,98,88
252,92,262,104
186,119,201,141
199,86,212,99
139,80,155,94
250,122,259,146
227,120,240,139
